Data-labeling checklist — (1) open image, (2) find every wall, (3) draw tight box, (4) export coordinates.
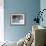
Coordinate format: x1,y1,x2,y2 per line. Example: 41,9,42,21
4,0,40,42
40,0,46,27
0,0,4,42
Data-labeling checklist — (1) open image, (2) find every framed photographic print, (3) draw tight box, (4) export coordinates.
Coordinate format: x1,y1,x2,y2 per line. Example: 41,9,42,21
11,14,25,25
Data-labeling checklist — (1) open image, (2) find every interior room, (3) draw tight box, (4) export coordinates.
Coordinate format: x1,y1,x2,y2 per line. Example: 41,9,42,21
0,0,46,46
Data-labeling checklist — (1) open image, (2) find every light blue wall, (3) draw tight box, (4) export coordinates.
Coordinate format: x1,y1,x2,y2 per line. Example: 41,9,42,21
40,0,46,27
4,0,40,42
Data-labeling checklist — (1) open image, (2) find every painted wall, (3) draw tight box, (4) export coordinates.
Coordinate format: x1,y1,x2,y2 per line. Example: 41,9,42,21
40,0,46,27
4,0,40,42
0,0,4,42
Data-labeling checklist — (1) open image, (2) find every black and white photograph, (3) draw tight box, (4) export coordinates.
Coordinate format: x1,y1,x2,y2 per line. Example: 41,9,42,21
11,14,25,25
